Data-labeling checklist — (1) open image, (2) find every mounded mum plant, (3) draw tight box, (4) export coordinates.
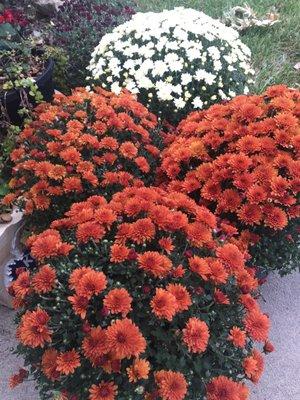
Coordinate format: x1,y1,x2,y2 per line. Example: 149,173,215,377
10,187,271,400
160,85,300,275
88,7,253,124
3,87,163,231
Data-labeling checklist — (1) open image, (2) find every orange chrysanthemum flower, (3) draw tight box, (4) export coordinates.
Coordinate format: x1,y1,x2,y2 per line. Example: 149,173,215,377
18,308,52,348
238,203,262,226
82,327,109,364
94,207,116,226
89,381,118,400
69,266,93,289
236,135,261,154
127,358,150,382
32,265,56,293
135,156,150,173
68,294,89,319
216,243,244,272
186,222,212,246
75,270,107,299
228,326,247,348
60,147,81,165
155,370,188,400
130,218,156,244
166,284,192,312
30,230,68,261
104,288,133,316
56,349,81,375
217,189,242,212
151,288,177,321
244,310,270,342
110,243,130,263
208,259,228,284
247,185,268,204
76,221,105,243
159,237,174,254
172,264,185,278
206,376,249,400
239,294,260,312
229,154,252,171
189,256,210,280
182,317,209,353
106,318,146,359
243,349,264,383
263,206,288,229
63,177,83,193
119,141,138,159
138,252,172,278
41,349,60,381
11,271,31,299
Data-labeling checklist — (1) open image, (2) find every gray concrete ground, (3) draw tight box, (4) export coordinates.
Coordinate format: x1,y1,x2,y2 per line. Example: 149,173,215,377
0,272,299,400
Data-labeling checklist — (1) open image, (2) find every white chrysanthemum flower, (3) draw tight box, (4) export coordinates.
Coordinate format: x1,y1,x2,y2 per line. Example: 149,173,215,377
152,61,169,76
174,97,186,109
111,82,122,95
181,73,193,86
89,7,253,123
192,96,204,109
137,76,154,90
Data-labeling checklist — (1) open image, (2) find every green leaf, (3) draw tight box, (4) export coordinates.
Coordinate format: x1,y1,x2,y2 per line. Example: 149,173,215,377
0,183,9,196
0,23,18,37
0,39,22,51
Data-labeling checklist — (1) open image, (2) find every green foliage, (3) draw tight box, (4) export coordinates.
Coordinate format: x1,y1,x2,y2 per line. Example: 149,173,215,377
43,45,69,94
250,219,300,277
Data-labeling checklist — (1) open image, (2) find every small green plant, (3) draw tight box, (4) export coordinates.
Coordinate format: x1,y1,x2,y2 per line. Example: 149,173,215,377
0,8,44,112
43,45,69,94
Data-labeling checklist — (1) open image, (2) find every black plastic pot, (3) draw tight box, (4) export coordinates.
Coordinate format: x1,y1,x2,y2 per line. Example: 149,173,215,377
0,58,54,126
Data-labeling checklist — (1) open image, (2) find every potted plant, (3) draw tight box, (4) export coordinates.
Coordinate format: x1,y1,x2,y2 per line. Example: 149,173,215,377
0,7,54,126
0,6,55,220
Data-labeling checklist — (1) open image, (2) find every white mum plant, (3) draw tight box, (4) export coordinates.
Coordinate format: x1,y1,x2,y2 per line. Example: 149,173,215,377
88,7,254,123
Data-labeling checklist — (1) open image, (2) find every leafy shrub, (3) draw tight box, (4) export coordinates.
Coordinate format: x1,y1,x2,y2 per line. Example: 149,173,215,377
160,85,300,275
4,87,162,230
88,7,253,124
9,187,271,400
51,0,136,89
43,46,69,94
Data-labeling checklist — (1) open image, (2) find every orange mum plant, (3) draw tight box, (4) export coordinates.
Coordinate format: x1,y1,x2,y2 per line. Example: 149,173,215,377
3,87,163,231
10,187,271,400
161,85,300,275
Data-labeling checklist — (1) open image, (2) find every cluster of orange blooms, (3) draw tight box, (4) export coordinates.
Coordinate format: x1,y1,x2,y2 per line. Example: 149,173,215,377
8,84,300,400
9,187,272,400
161,85,300,231
4,87,162,223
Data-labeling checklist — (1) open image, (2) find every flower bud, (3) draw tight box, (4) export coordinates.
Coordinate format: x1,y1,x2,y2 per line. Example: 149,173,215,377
264,340,275,353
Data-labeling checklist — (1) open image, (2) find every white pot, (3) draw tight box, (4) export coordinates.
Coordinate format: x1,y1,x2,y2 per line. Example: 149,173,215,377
0,208,24,308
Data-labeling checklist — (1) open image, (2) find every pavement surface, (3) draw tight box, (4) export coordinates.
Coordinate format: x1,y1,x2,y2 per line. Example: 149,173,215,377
0,272,299,400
